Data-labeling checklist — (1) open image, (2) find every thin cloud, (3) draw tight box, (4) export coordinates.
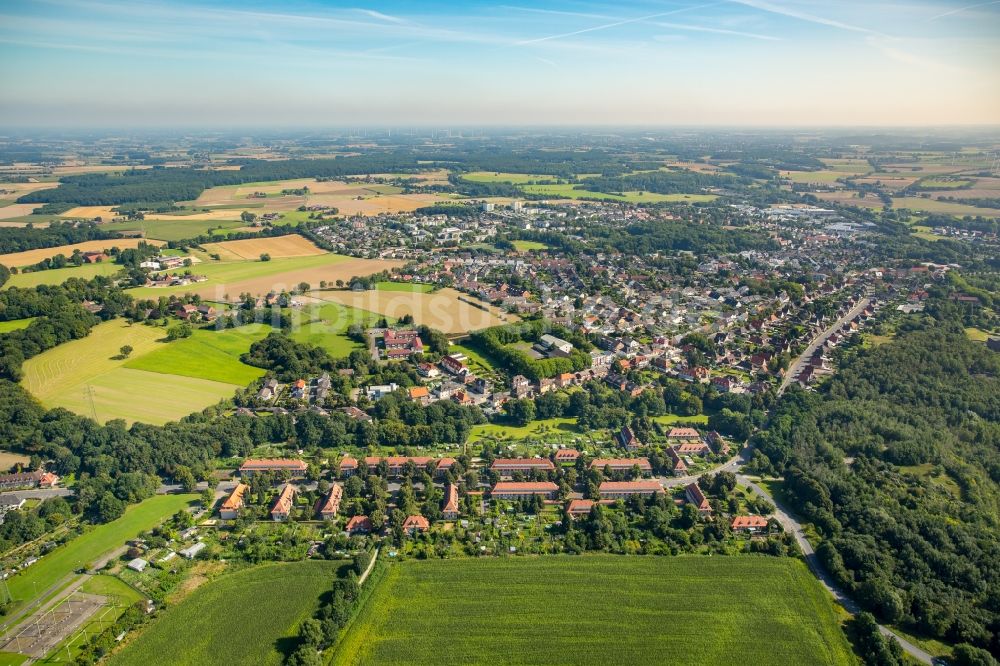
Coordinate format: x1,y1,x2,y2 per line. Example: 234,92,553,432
730,0,885,36
927,0,1000,20
651,20,779,40
512,2,725,46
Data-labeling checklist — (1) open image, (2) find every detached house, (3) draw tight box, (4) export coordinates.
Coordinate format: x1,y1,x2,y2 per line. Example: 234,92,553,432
270,484,297,521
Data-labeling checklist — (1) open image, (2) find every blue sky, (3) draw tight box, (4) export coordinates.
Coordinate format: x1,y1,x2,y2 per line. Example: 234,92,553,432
0,0,998,127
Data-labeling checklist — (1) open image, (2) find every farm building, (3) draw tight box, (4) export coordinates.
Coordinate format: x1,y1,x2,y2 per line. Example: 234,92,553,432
180,542,206,559
270,484,297,521
491,481,559,500
598,480,663,499
239,458,308,479
219,483,248,520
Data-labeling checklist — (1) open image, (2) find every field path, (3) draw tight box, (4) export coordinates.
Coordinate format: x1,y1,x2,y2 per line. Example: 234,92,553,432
358,548,379,586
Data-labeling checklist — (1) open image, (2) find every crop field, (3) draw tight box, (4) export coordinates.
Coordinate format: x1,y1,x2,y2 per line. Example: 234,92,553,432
0,204,40,220
126,253,403,300
374,281,433,293
21,320,259,424
462,171,560,184
123,324,270,385
0,239,163,269
200,235,326,261
780,170,847,184
317,287,515,334
0,317,36,333
4,495,196,615
519,183,717,203
1,263,120,290
109,561,345,666
918,178,973,189
813,191,886,210
333,556,853,666
892,196,999,217
96,218,247,242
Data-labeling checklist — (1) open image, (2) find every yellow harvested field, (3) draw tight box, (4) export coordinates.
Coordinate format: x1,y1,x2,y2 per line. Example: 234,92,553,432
0,181,58,198
316,287,517,334
201,235,326,261
62,205,121,219
0,238,163,267
0,451,31,471
0,203,39,219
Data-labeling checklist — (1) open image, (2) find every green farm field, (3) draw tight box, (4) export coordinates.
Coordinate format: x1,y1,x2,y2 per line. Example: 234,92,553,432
333,556,853,666
2,263,120,290
781,170,847,184
97,219,246,242
109,561,345,666
4,495,196,615
374,281,433,293
892,196,999,217
21,320,261,424
521,183,717,203
461,171,558,184
124,324,270,385
0,317,36,333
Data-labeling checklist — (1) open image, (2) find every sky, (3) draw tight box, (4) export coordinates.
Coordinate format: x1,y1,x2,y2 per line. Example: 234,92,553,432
0,0,998,127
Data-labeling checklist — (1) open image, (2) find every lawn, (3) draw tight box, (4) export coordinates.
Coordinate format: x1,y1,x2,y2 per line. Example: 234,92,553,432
964,327,991,341
4,495,195,614
0,317,36,333
468,416,579,443
333,556,853,666
109,560,345,666
520,183,717,203
1,263,120,290
124,324,270,385
288,302,386,357
375,281,433,293
510,240,549,252
21,320,253,424
652,413,710,425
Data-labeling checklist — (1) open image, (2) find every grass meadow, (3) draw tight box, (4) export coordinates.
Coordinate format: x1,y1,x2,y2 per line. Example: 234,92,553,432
2,263,120,290
332,556,853,666
109,561,345,666
21,320,264,424
288,301,385,357
4,496,196,616
0,317,36,333
510,240,549,252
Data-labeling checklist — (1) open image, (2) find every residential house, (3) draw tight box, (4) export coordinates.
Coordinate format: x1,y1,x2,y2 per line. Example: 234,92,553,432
615,426,642,451
684,483,712,518
566,499,594,519
270,484,297,521
491,481,559,500
402,515,430,535
490,458,555,477
316,484,343,520
554,449,580,464
239,458,308,479
346,515,373,535
339,457,358,478
590,458,652,476
442,484,460,520
666,447,688,476
219,483,248,520
598,480,664,499
667,427,702,442
731,515,769,533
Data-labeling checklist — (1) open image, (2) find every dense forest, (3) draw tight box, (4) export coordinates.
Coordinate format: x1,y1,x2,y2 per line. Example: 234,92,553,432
0,221,120,254
751,319,1000,657
578,169,745,195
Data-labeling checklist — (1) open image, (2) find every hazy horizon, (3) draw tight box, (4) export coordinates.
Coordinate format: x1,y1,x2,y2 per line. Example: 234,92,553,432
1,0,998,128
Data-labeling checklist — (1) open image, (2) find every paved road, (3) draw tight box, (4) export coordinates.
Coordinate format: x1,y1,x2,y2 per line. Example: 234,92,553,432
738,472,934,664
779,296,872,395
0,488,72,502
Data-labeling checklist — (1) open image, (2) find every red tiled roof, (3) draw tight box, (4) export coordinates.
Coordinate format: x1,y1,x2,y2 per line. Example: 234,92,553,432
403,515,430,530
731,515,769,529
490,458,555,470
599,480,663,494
346,515,372,532
339,457,358,469
240,458,307,472
566,499,594,515
590,458,652,471
492,481,558,494
221,483,248,512
554,449,580,460
667,427,701,439
271,484,297,515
